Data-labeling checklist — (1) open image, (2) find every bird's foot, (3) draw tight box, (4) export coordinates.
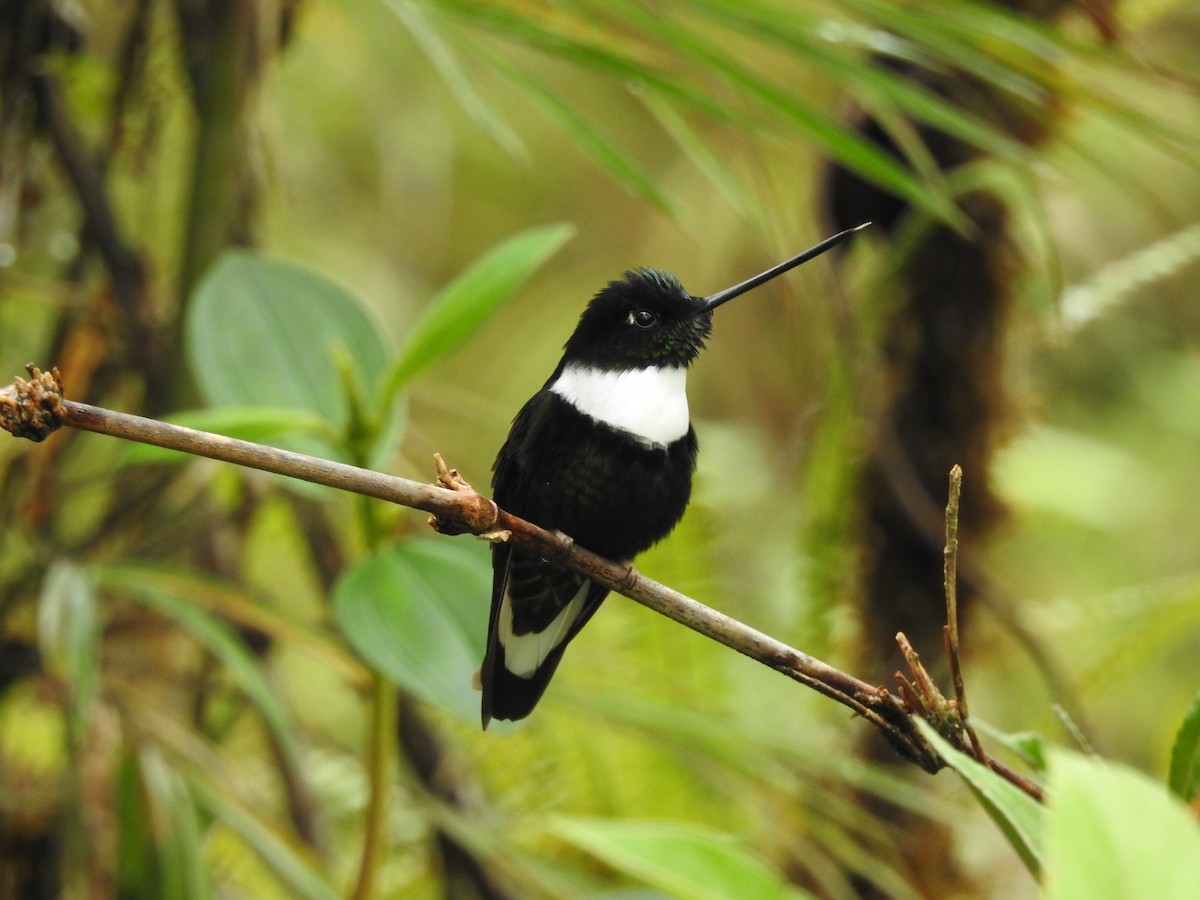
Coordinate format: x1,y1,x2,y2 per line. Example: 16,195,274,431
616,561,639,592
546,530,575,564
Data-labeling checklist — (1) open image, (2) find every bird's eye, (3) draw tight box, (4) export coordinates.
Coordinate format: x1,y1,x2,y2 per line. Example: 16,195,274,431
630,309,657,328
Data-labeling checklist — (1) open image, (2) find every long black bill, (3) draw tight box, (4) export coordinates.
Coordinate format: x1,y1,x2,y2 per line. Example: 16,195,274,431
699,222,870,313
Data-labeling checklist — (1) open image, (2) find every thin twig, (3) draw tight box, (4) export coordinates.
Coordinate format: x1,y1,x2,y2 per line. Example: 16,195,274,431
0,367,1046,798
944,465,985,760
875,412,1096,750
896,633,1044,802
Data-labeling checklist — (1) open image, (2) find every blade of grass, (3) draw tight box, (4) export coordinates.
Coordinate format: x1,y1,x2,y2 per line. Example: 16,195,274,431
598,0,965,226
189,772,340,900
639,93,765,231
103,566,303,765
480,48,677,215
101,563,368,685
383,0,526,158
686,0,1033,165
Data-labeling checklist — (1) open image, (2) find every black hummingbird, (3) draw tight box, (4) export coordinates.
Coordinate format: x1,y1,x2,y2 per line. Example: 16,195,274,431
481,224,867,726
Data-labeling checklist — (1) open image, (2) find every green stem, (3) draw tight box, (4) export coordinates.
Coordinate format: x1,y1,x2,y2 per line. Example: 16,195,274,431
349,677,397,900
349,439,393,900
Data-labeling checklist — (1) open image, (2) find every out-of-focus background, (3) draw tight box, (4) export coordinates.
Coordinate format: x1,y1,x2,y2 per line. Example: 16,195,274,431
2,0,1199,897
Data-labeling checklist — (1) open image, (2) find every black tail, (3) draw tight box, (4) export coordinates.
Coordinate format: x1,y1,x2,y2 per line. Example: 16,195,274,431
480,547,609,728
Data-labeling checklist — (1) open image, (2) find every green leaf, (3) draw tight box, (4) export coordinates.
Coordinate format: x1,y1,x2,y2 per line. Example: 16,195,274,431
187,251,391,432
598,0,966,228
121,406,332,465
1168,688,1200,803
641,94,763,230
686,0,1032,165
189,772,340,900
332,538,491,722
837,0,1052,106
116,752,155,897
136,746,211,900
383,223,574,398
101,563,366,685
37,561,100,746
973,720,1049,773
383,0,525,158
553,818,803,900
484,52,677,214
104,565,302,764
1046,749,1200,900
915,720,1044,876
433,0,757,130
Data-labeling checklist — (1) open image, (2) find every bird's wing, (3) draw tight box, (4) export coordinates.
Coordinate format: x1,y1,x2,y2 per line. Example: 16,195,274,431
481,390,609,726
481,546,608,725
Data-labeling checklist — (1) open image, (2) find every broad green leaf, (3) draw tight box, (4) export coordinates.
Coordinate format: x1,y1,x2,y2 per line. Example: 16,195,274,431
332,538,491,722
554,818,804,900
187,251,390,431
383,223,574,397
104,566,302,764
916,720,1044,876
1046,750,1200,900
121,406,332,465
1168,688,1200,803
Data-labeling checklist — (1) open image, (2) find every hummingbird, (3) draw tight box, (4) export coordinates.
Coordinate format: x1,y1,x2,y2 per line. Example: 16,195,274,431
480,224,867,726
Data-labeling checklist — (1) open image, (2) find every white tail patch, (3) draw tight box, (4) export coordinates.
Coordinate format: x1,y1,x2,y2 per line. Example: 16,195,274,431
498,582,590,679
550,364,689,448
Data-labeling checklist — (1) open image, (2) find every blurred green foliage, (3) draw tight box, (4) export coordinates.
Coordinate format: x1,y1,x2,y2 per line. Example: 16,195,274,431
1,0,1199,897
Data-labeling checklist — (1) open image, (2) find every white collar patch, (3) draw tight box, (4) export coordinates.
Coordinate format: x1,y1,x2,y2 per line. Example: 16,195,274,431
550,363,689,448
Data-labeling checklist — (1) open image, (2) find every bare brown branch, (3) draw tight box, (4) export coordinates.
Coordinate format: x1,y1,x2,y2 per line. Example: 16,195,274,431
944,465,986,760
1,367,1045,799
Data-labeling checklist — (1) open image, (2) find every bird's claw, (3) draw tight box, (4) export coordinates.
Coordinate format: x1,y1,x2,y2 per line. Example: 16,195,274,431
617,562,639,592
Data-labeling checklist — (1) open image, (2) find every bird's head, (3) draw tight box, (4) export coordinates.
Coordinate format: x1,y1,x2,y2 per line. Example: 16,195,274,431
558,223,869,372
562,269,713,370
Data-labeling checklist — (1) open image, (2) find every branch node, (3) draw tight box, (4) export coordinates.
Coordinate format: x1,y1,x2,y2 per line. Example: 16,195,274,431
427,453,501,536
0,365,66,442
433,452,471,492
